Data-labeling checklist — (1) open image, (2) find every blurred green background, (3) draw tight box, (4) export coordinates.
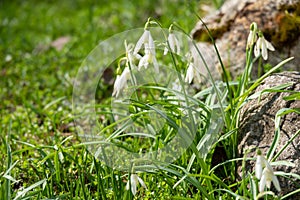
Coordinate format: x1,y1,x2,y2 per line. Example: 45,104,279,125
0,0,203,109
0,0,207,184
0,1,229,199
0,0,220,143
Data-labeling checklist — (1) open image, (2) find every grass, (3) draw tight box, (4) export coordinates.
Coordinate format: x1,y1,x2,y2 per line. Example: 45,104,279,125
1,0,299,199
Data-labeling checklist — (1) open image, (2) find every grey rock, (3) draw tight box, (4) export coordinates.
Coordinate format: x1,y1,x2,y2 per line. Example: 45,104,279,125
191,0,300,80
238,71,300,196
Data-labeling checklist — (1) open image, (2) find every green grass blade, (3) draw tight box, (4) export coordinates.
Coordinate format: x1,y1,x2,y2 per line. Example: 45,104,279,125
13,179,47,200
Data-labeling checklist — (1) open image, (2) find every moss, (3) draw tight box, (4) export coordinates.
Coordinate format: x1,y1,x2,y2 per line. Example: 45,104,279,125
271,4,300,47
193,25,229,43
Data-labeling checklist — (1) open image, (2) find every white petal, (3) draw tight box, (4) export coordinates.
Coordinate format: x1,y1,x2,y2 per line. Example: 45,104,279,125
163,46,168,55
167,33,180,55
144,43,150,55
134,53,142,60
131,184,137,196
261,166,274,189
138,55,149,70
112,75,122,97
148,31,155,51
125,181,130,190
168,34,176,53
120,67,130,86
266,179,271,189
259,173,267,192
264,159,273,172
134,30,149,55
112,67,130,97
254,43,260,58
261,39,268,60
246,31,252,42
146,31,156,56
127,51,138,69
137,176,147,189
247,31,254,48
266,40,275,51
255,155,263,179
130,174,138,196
272,175,281,192
185,63,194,83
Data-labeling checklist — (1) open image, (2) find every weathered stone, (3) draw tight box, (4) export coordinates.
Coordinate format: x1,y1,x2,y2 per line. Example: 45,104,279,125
238,71,300,196
191,0,300,80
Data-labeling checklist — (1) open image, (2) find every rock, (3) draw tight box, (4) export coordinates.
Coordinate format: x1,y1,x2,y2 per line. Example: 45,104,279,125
191,0,300,80
238,71,300,196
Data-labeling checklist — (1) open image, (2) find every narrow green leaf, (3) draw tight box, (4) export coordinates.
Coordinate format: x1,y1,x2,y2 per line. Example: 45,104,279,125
13,179,47,200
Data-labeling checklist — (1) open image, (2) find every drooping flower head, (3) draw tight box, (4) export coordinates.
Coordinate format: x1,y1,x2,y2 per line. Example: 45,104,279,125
134,19,155,56
133,29,155,56
112,41,141,97
246,22,258,50
259,165,281,192
138,43,159,73
185,61,194,84
255,149,281,193
184,51,201,84
112,66,130,97
254,31,275,60
164,24,181,55
124,40,141,69
255,149,265,179
134,19,159,72
125,173,147,196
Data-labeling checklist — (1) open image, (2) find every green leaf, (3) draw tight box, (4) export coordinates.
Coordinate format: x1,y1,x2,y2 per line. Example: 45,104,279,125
283,92,300,101
13,179,47,200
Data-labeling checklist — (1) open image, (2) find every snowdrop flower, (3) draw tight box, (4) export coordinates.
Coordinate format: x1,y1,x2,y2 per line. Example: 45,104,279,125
125,174,147,196
164,30,180,55
254,31,275,60
255,154,266,179
246,22,257,50
255,149,271,179
125,41,141,69
259,165,281,192
133,21,159,72
255,149,281,193
184,52,201,84
112,67,130,97
185,62,195,84
138,43,159,73
133,29,155,56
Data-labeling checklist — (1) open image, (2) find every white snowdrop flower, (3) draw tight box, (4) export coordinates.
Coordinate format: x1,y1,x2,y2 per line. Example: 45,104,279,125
246,22,257,50
138,43,159,73
112,67,130,97
184,51,201,84
125,174,147,196
133,29,155,55
124,41,141,69
127,50,141,69
259,164,281,192
254,32,275,60
255,149,281,193
255,154,265,179
164,32,181,55
185,62,194,84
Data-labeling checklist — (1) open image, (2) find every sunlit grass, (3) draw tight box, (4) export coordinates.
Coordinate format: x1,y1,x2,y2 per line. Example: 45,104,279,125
1,0,299,199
